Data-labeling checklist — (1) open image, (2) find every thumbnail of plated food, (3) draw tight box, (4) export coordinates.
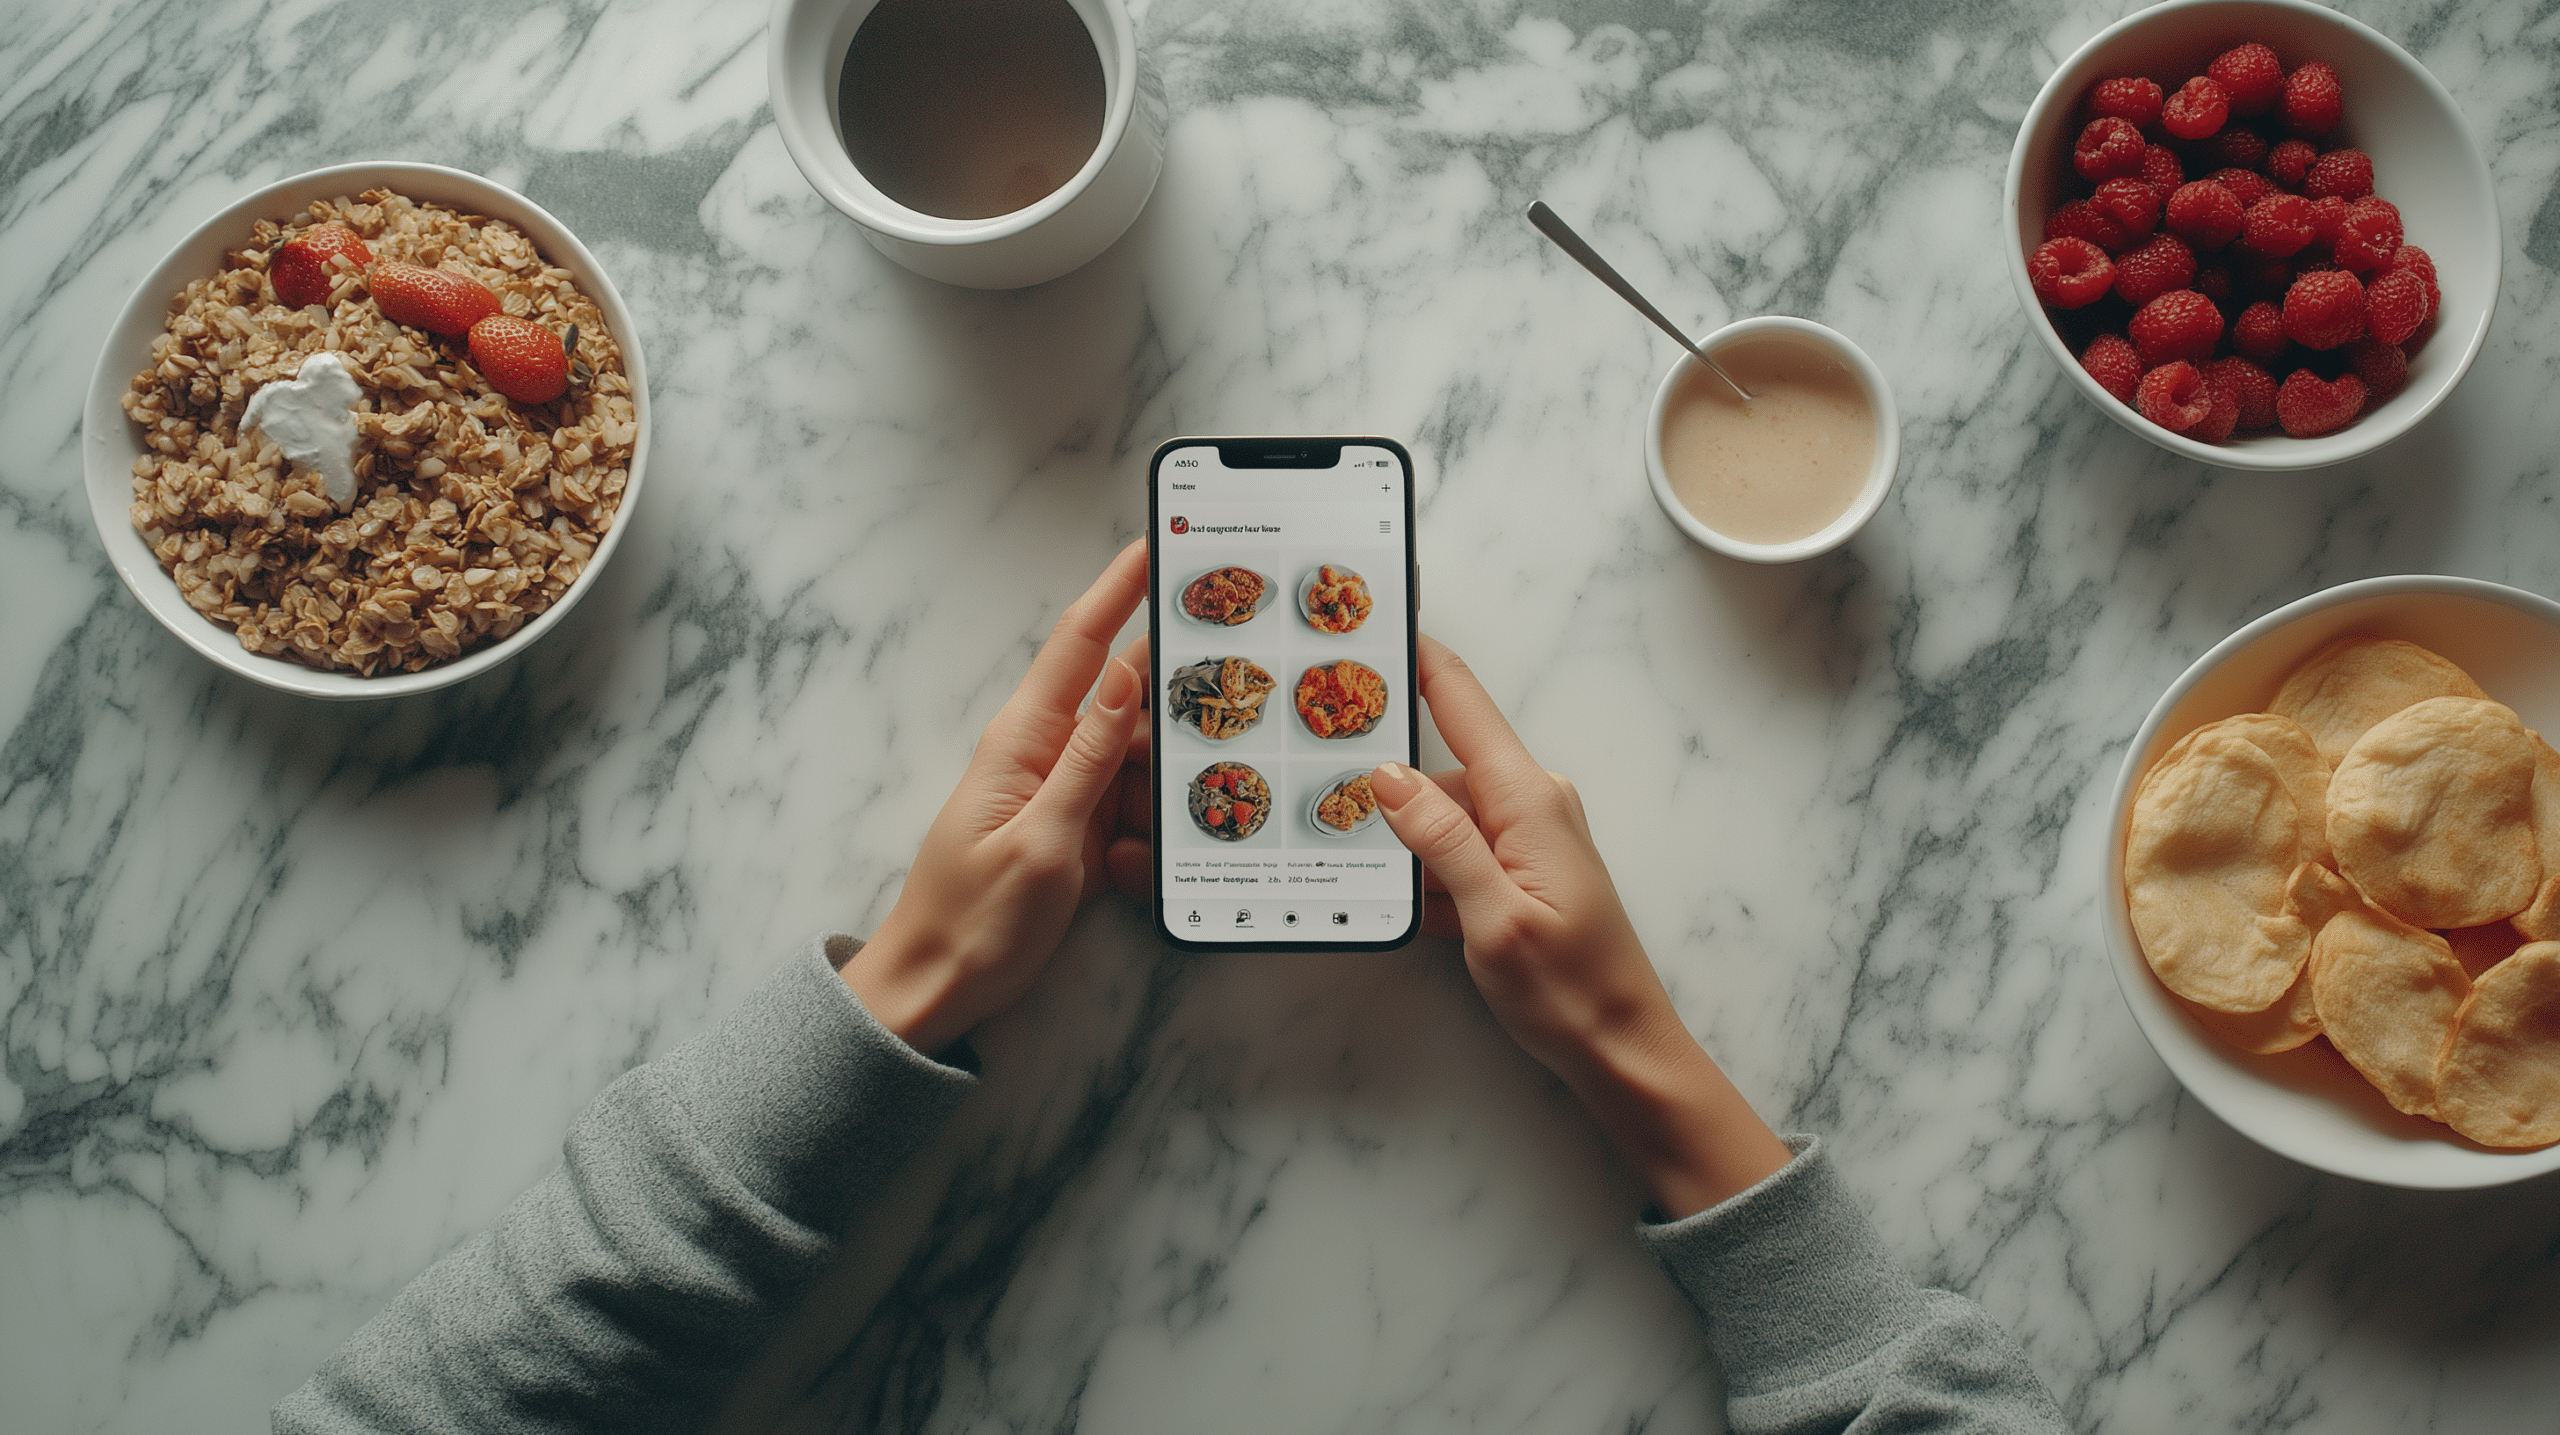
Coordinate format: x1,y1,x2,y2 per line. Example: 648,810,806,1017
1165,656,1275,740
1311,771,1380,834
1296,660,1387,739
2124,635,2560,1148
1180,566,1268,626
1189,761,1270,841
1301,563,1373,634
121,190,635,675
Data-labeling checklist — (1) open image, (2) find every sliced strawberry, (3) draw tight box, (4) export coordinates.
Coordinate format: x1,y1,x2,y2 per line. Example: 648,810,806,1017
371,262,502,335
271,223,373,309
468,314,571,404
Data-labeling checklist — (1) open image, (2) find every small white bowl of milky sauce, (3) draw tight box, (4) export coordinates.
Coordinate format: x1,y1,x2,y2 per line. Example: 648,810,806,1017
1643,317,1898,563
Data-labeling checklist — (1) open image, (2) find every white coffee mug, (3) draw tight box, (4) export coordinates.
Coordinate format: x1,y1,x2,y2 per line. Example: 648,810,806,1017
769,0,1167,290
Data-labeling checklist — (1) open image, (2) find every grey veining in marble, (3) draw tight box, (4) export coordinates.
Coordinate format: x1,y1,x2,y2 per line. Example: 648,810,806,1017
6,0,2560,1430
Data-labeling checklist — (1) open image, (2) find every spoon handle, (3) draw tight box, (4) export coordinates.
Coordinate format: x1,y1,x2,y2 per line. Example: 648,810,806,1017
1525,201,1752,403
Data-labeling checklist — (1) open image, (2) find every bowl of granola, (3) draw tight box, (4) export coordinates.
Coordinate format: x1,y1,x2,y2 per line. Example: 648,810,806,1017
80,161,649,699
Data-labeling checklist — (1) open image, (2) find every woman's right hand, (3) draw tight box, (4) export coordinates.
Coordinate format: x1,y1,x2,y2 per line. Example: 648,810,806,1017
1368,636,1794,1219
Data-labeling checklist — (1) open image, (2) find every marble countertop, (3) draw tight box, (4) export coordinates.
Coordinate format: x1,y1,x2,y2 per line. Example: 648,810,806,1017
7,0,2560,1429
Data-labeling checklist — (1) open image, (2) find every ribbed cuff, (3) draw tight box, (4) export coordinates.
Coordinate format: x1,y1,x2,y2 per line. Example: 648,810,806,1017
1634,1135,1930,1399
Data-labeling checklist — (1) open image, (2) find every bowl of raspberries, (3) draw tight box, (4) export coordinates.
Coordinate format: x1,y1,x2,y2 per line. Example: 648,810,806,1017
2004,0,2498,469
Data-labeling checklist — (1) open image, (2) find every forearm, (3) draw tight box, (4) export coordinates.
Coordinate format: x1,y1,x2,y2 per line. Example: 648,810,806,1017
276,938,978,1435
1543,998,1793,1220
1556,1023,1781,1212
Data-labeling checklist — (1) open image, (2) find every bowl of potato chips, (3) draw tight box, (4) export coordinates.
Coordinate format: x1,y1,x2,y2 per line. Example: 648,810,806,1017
2103,575,2560,1188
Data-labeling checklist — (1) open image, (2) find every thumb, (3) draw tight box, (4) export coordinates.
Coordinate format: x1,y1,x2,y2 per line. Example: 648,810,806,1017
1019,657,1142,834
1370,762,1515,911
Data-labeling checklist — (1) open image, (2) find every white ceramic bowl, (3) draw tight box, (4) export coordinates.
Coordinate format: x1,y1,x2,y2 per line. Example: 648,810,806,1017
768,0,1167,290
2004,0,2499,470
80,161,651,701
2101,576,2560,1188
1643,316,1899,563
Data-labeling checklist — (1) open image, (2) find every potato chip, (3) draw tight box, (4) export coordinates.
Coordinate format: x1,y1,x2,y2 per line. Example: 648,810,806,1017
2127,729,2311,1012
2191,865,2363,1053
2213,712,2332,867
2308,906,2471,1118
2269,635,2488,767
2504,736,2560,940
2513,876,2560,944
2327,697,2540,929
2433,941,2560,1148
2197,969,2322,1054
2191,859,2365,1053
2444,922,2525,981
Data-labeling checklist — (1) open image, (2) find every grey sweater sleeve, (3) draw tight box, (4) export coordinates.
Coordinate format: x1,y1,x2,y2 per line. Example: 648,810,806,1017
274,935,977,1435
1637,1137,2070,1435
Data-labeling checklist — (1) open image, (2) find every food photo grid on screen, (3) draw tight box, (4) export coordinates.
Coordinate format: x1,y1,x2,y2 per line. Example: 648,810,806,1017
1157,454,1411,936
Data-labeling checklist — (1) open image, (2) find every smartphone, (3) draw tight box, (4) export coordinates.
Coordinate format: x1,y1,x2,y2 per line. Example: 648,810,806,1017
1147,436,1422,952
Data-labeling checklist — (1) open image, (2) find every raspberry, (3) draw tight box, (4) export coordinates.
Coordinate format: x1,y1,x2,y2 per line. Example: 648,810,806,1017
2138,361,2214,432
2345,336,2408,398
2081,332,2144,402
2239,193,2315,256
2209,42,2286,117
2332,196,2402,273
2305,148,2374,200
2047,198,2132,253
2389,244,2440,319
2113,233,2197,305
2162,76,2231,140
2093,177,2163,237
2307,194,2347,244
2232,300,2289,363
2142,144,2186,193
2191,369,2244,444
2131,288,2224,366
2211,167,2275,209
2091,76,2164,127
2198,124,2269,172
2266,137,2318,189
2276,369,2366,436
2029,237,2117,308
2282,62,2343,135
2206,355,2280,429
2236,253,2295,301
2363,266,2430,345
2165,180,2244,248
2283,269,2366,349
2193,261,2233,311
2075,116,2149,181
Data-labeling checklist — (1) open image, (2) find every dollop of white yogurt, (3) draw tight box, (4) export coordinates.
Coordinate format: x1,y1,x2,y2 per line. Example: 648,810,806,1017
240,352,363,507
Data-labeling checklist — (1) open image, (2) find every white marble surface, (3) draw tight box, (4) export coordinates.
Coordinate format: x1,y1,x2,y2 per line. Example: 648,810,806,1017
6,0,2560,1429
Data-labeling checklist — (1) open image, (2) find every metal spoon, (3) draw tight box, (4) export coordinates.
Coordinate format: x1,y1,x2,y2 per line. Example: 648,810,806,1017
1525,201,1753,404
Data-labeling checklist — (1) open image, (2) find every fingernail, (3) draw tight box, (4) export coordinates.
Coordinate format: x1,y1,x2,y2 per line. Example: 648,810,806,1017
1369,762,1420,805
1096,658,1137,713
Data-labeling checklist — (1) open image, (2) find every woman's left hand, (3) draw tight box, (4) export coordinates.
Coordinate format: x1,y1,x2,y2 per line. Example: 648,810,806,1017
843,541,1150,1055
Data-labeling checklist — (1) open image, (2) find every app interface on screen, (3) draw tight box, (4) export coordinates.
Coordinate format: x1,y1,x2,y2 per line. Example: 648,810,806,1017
1154,444,1415,944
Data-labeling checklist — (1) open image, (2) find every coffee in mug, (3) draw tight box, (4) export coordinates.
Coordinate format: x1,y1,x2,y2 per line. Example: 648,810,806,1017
837,0,1107,221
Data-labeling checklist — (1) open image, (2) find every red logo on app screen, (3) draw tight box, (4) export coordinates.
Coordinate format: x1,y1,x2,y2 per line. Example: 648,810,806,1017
1169,516,1188,534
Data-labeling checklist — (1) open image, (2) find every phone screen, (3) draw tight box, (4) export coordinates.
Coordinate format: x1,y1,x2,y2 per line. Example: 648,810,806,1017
1147,437,1422,951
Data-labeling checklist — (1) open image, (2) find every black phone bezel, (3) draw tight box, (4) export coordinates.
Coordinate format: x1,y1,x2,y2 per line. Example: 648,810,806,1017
1146,435,1423,953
